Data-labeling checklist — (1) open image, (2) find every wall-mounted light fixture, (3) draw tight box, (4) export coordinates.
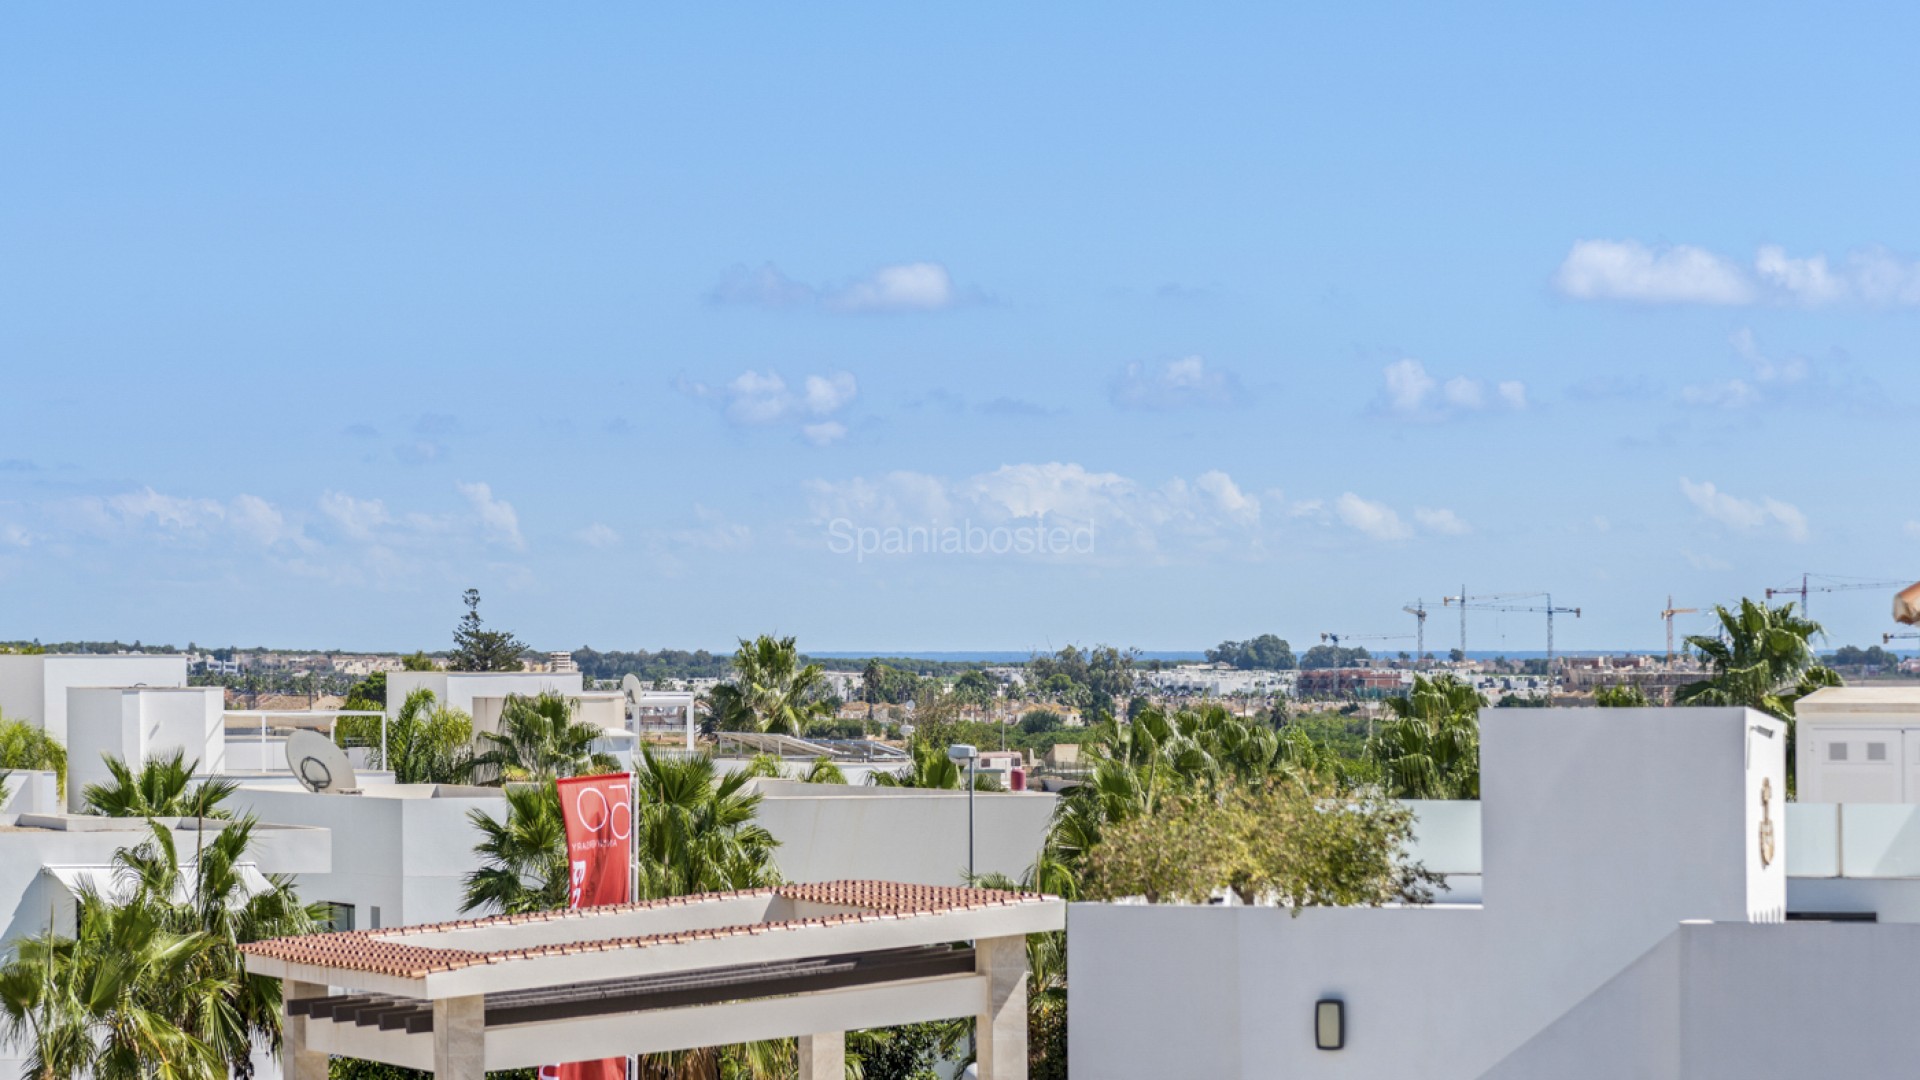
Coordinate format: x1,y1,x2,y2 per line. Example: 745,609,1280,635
1315,999,1344,1051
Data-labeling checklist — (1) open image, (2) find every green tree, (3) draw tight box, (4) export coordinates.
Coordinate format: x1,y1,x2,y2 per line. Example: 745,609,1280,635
447,589,526,672
82,752,236,818
1678,598,1840,721
364,688,476,784
470,691,616,784
0,901,226,1080
1205,634,1297,670
1081,781,1440,908
401,651,437,672
340,671,387,713
1367,675,1484,799
869,743,963,789
633,749,782,900
461,785,570,915
1594,684,1651,708
0,715,67,796
801,757,847,784
706,635,831,736
113,818,324,1075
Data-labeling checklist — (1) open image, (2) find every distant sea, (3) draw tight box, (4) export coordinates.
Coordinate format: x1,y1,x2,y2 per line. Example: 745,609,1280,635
806,649,1686,662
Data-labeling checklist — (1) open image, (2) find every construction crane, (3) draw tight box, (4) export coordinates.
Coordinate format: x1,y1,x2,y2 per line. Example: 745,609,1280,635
1660,596,1699,665
1319,632,1412,647
1442,587,1542,658
1883,631,1920,648
1766,573,1911,615
1443,593,1582,675
1403,601,1430,661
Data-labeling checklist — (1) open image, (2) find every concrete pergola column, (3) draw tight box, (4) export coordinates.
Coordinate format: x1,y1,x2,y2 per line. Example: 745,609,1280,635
433,995,486,1080
798,1032,845,1080
974,935,1029,1080
283,979,330,1080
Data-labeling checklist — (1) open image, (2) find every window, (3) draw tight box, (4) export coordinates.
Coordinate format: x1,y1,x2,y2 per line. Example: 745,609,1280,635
370,906,383,930
1830,743,1849,762
319,902,354,932
1869,743,1889,762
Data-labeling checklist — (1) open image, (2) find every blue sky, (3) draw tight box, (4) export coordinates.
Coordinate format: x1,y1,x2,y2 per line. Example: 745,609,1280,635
2,2,1916,654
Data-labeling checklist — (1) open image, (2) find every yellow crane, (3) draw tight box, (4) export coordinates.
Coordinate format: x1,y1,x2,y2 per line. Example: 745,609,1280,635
1660,596,1698,665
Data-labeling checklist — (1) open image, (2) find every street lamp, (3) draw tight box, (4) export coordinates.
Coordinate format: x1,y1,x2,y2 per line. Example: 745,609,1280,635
947,743,978,880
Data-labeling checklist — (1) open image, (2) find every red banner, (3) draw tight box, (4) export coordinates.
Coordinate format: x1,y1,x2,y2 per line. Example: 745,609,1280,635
551,773,631,1080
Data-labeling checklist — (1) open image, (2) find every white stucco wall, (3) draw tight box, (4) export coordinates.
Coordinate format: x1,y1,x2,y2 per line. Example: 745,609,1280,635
387,672,585,735
228,784,511,929
1069,707,1786,1080
66,687,225,812
747,780,1057,886
0,655,187,743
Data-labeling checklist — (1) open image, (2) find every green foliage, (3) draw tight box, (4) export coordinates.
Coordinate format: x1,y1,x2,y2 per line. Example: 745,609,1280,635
401,651,437,672
801,757,847,784
705,635,833,735
0,715,66,795
633,749,782,900
1299,644,1372,670
357,688,477,784
869,743,962,789
461,784,570,915
1205,634,1297,670
1020,709,1063,735
82,752,236,818
1368,675,1484,799
570,646,731,683
1827,644,1901,669
1679,598,1840,722
1594,684,1651,708
341,670,387,713
470,691,617,784
448,588,526,672
0,816,322,1079
1026,644,1137,718
848,1020,968,1080
1081,781,1440,907
740,752,787,779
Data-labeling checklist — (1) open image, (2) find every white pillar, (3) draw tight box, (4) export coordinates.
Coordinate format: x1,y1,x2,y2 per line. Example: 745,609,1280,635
685,699,695,750
975,935,1028,1080
283,979,330,1080
432,995,486,1080
798,1032,844,1080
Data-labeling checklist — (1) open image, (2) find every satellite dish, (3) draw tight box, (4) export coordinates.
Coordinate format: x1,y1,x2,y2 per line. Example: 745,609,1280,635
286,730,358,794
622,673,644,702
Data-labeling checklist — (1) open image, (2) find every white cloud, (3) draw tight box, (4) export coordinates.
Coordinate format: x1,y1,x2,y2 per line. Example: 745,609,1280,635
1558,239,1920,307
1680,329,1810,409
319,492,391,540
83,487,304,548
1334,493,1410,541
1414,507,1472,536
457,481,525,550
1382,359,1437,413
1110,355,1245,410
1679,478,1808,542
807,462,1272,561
576,523,620,549
1377,359,1527,419
682,369,859,445
825,263,956,312
1555,240,1754,305
802,421,848,446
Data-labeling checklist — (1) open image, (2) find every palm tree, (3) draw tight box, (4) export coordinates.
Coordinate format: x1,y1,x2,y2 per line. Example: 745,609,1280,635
0,900,227,1080
713,635,831,736
0,716,67,796
633,748,781,900
82,752,235,819
112,818,324,1076
1678,598,1840,721
801,757,847,784
469,691,617,785
367,688,475,784
460,784,570,915
868,742,962,789
1367,675,1484,799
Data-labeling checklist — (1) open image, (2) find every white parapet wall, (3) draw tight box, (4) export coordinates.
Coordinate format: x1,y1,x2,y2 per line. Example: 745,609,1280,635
0,654,188,744
1069,707,1787,1080
745,779,1058,886
66,686,225,811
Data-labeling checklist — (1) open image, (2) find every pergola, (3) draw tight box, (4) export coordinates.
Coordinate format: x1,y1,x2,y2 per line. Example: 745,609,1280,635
243,881,1063,1080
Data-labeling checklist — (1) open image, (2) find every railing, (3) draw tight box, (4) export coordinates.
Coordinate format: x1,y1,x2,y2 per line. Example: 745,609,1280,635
222,710,387,770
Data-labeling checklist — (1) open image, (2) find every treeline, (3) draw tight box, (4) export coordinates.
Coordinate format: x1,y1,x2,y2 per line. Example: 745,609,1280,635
570,647,734,682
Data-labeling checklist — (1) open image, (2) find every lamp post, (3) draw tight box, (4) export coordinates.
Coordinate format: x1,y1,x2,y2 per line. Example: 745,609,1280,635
947,743,978,880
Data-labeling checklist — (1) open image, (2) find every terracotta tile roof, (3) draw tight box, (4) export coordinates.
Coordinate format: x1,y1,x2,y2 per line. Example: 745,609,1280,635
242,881,1045,979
